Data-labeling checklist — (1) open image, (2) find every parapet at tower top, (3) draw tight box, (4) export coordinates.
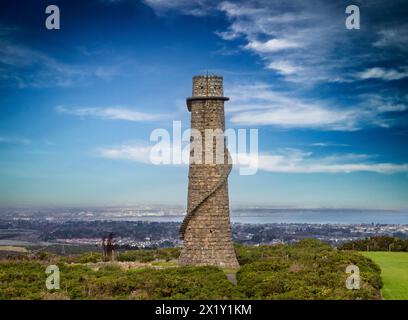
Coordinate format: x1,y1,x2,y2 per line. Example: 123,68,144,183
192,75,225,97
187,75,229,111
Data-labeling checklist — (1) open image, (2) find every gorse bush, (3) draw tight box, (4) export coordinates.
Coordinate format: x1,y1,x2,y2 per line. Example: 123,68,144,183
62,252,102,264
0,239,382,300
58,248,180,264
116,248,180,262
235,239,382,300
339,236,408,252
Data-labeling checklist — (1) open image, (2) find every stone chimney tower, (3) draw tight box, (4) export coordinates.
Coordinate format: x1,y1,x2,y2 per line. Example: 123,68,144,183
178,75,239,268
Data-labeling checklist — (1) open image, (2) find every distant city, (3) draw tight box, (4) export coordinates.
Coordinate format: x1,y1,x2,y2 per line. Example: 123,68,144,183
1,207,407,254
1,206,408,223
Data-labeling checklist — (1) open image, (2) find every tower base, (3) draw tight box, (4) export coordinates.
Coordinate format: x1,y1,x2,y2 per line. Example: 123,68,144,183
178,184,240,269
178,244,240,269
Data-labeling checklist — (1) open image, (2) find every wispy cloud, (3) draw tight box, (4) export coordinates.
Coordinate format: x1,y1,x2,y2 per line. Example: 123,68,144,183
0,35,122,88
229,105,353,130
225,83,407,130
255,149,408,174
310,142,349,147
373,27,408,50
99,142,190,166
134,0,408,88
143,0,215,16
214,1,408,85
266,61,303,75
215,0,353,84
244,39,302,53
357,67,408,81
360,94,408,113
0,136,31,145
100,142,408,175
100,143,153,164
129,0,408,86
0,41,81,87
56,105,165,122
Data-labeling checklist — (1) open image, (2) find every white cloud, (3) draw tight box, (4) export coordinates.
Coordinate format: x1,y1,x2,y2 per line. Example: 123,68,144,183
215,1,352,83
99,142,189,166
230,106,353,129
360,94,408,113
94,66,119,80
245,39,302,53
100,144,153,164
236,148,408,174
143,0,214,16
0,136,31,145
225,83,407,130
310,142,349,147
100,143,408,175
141,0,408,85
257,151,408,174
357,67,408,81
0,38,122,88
266,61,302,75
213,1,408,85
373,27,408,50
56,105,165,122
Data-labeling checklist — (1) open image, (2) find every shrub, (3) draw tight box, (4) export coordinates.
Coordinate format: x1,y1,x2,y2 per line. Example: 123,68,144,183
0,240,382,300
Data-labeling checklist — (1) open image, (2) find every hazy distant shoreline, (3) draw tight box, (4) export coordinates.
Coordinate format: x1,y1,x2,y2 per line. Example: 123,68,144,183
118,211,408,225
1,208,408,225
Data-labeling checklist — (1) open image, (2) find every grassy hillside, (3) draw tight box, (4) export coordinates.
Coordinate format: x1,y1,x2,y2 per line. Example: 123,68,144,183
0,240,382,300
361,252,408,300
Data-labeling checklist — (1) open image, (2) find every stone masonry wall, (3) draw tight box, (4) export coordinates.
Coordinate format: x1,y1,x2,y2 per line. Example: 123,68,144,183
192,75,224,97
178,76,239,269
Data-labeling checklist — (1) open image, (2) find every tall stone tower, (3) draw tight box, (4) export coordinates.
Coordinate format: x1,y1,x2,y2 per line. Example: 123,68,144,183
178,75,239,268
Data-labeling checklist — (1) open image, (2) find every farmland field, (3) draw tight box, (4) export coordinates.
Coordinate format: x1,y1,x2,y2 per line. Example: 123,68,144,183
362,252,408,300
0,246,28,253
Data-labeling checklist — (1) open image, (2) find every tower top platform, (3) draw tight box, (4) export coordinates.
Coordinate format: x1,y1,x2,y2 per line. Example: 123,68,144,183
187,75,229,111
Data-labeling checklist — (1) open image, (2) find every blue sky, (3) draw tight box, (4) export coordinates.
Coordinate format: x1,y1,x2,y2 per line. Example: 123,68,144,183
0,0,407,209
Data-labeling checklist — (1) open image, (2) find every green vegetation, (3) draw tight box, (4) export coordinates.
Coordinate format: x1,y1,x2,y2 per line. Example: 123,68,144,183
116,248,179,263
361,251,408,300
235,239,382,300
63,252,102,264
0,262,239,300
151,260,178,267
339,236,408,252
0,246,28,253
0,240,382,300
55,248,180,264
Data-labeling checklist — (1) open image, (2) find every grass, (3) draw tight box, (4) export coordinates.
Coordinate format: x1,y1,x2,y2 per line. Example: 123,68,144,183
362,251,408,300
221,268,239,274
151,260,178,267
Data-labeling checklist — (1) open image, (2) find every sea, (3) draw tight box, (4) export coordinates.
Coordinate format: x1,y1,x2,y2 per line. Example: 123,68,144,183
130,209,408,225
